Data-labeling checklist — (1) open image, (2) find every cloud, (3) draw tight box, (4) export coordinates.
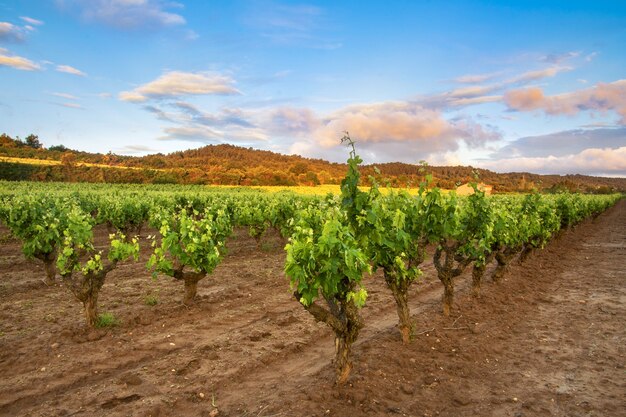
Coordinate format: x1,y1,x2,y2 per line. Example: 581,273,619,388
504,79,626,124
427,65,571,111
0,48,40,70
56,0,186,30
119,71,241,102
158,124,268,144
56,64,86,76
306,101,501,161
505,65,571,84
491,127,626,159
51,92,78,100
452,72,502,84
243,2,340,49
20,16,44,26
116,144,158,155
449,85,500,99
482,147,626,177
59,102,84,109
247,3,322,32
540,51,580,64
0,22,26,42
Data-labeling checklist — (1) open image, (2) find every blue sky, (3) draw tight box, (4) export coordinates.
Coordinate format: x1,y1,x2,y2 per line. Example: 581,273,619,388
1,0,625,176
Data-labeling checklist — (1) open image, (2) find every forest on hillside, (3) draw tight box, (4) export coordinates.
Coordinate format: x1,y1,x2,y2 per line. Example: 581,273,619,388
1,133,624,193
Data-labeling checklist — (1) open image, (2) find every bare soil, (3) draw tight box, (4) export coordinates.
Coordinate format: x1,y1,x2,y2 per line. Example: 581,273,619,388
0,201,624,417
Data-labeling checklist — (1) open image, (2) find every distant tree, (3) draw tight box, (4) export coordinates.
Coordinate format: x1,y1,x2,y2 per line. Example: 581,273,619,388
289,161,309,175
49,144,69,152
25,134,43,149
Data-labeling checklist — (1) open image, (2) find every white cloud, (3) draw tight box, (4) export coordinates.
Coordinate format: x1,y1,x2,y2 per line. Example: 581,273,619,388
119,71,241,102
20,16,44,26
539,51,580,64
491,128,626,159
505,65,571,85
504,79,626,124
59,102,84,109
0,22,25,42
158,124,268,144
57,0,186,30
0,48,40,71
116,144,159,155
482,147,626,176
452,72,502,84
56,64,86,76
51,92,78,100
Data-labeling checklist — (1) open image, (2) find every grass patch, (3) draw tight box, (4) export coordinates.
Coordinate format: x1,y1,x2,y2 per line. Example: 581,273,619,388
96,312,120,328
143,291,160,307
144,294,159,306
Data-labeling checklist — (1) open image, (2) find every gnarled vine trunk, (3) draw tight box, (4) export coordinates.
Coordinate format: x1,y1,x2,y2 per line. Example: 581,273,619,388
173,268,206,305
471,252,494,297
35,251,56,286
492,247,518,282
434,243,470,317
294,290,363,385
384,270,411,344
83,292,99,326
519,244,534,263
471,263,485,297
62,262,115,327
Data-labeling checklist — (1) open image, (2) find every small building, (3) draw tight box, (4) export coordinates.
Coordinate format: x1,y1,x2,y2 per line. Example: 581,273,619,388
455,182,493,196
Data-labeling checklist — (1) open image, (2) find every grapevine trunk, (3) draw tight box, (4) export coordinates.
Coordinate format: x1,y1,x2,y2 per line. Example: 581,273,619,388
62,264,112,327
296,291,363,385
384,270,411,344
334,299,362,385
83,293,99,327
442,281,454,317
175,271,206,306
519,245,534,263
471,263,486,297
42,256,56,286
492,248,517,283
35,252,56,286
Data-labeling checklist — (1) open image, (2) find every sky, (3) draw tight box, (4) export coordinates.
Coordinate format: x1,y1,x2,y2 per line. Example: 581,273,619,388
1,0,625,177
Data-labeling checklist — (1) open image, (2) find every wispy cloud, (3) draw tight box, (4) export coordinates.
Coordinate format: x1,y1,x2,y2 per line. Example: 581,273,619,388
19,16,44,26
116,144,158,155
490,127,626,159
505,65,571,84
0,48,40,71
56,64,86,76
56,0,186,30
452,71,502,84
244,2,340,49
0,17,43,42
482,146,626,177
539,51,580,64
119,71,241,102
504,79,626,124
59,102,84,109
51,92,78,100
0,21,26,42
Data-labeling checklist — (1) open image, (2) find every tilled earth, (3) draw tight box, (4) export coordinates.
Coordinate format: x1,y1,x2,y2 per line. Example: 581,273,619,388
0,200,624,417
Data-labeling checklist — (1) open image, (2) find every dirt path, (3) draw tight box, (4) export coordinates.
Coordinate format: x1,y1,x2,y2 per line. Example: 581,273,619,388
0,201,624,417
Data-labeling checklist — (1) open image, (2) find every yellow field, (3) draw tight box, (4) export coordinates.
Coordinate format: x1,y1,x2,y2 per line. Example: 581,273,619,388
248,184,424,196
0,156,150,171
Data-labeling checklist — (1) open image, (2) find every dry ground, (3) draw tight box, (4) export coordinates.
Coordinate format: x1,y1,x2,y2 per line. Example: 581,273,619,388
0,201,624,417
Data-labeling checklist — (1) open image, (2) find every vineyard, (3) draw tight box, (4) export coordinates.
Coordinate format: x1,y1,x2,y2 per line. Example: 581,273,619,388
0,141,623,416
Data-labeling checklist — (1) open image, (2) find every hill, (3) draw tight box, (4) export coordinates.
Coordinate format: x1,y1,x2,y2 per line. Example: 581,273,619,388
1,133,624,193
